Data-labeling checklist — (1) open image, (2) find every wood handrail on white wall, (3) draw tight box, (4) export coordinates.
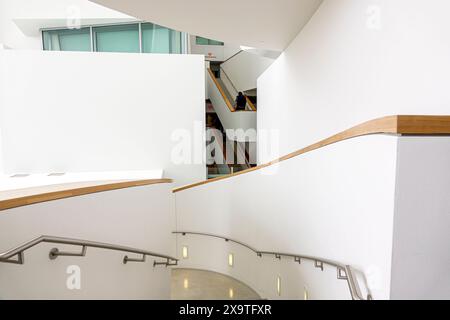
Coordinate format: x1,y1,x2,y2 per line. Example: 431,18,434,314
174,115,450,192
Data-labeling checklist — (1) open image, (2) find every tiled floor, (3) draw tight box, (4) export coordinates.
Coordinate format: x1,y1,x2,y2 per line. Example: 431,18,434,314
171,268,261,300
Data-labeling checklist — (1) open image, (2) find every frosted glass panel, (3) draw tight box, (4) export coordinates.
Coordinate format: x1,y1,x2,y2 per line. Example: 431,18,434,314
43,28,91,52
142,23,182,54
94,24,140,53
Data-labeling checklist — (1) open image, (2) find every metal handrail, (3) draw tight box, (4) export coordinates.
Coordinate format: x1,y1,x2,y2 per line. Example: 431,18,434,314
220,66,257,112
0,235,178,267
222,50,243,64
220,67,239,96
174,231,372,300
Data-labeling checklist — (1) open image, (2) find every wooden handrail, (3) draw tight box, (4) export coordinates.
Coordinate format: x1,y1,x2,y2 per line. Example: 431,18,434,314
208,68,235,112
0,179,172,211
245,96,257,111
173,115,450,193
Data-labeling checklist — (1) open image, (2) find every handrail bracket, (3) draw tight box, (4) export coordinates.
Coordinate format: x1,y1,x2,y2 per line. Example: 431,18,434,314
0,252,24,265
175,231,371,300
123,254,146,264
49,246,87,260
314,260,324,271
154,258,178,268
337,267,348,280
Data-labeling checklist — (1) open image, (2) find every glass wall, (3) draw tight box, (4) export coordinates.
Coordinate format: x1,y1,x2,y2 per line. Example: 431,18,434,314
94,24,140,53
142,23,182,54
195,36,224,46
42,28,91,52
42,23,185,54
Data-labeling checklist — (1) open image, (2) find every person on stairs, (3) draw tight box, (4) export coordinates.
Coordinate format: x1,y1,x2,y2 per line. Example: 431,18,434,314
235,92,247,111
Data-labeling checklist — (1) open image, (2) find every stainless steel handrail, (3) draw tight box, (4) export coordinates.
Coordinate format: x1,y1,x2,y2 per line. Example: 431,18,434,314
174,231,372,300
220,66,255,112
220,67,240,95
0,235,178,267
176,231,259,254
222,50,243,64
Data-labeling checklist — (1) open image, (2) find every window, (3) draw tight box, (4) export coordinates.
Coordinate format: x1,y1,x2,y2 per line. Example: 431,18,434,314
93,24,140,53
42,23,186,54
196,36,224,46
42,28,91,52
142,23,182,54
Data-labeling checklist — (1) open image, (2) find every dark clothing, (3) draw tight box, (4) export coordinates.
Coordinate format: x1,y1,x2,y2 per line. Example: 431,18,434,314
235,95,246,111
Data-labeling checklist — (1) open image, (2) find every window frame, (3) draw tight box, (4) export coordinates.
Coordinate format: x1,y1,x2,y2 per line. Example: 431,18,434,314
41,21,187,54
195,36,224,46
42,27,92,52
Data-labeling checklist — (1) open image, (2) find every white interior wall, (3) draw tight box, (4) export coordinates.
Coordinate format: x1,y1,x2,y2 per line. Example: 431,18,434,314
175,134,399,299
221,50,274,91
189,36,241,62
223,44,242,61
0,183,175,299
258,0,450,163
0,49,4,175
390,136,450,300
0,49,205,186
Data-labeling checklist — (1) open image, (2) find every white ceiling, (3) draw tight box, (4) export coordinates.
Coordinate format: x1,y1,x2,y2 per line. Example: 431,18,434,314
90,0,323,51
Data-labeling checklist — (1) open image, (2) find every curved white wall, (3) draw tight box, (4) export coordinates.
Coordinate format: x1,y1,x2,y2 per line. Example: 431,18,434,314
221,51,274,92
175,134,399,299
175,135,450,300
0,183,175,299
258,0,450,163
91,0,324,51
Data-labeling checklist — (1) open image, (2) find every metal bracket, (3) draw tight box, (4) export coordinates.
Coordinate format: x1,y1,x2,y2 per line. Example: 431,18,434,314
294,257,301,264
49,246,87,260
123,254,146,264
314,260,324,271
166,260,178,267
153,258,178,267
337,267,348,280
0,252,24,265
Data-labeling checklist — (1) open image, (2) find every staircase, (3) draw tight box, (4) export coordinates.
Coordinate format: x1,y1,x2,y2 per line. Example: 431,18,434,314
206,100,255,179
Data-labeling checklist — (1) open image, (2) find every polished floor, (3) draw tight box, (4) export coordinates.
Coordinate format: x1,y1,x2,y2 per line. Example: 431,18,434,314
171,268,261,300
